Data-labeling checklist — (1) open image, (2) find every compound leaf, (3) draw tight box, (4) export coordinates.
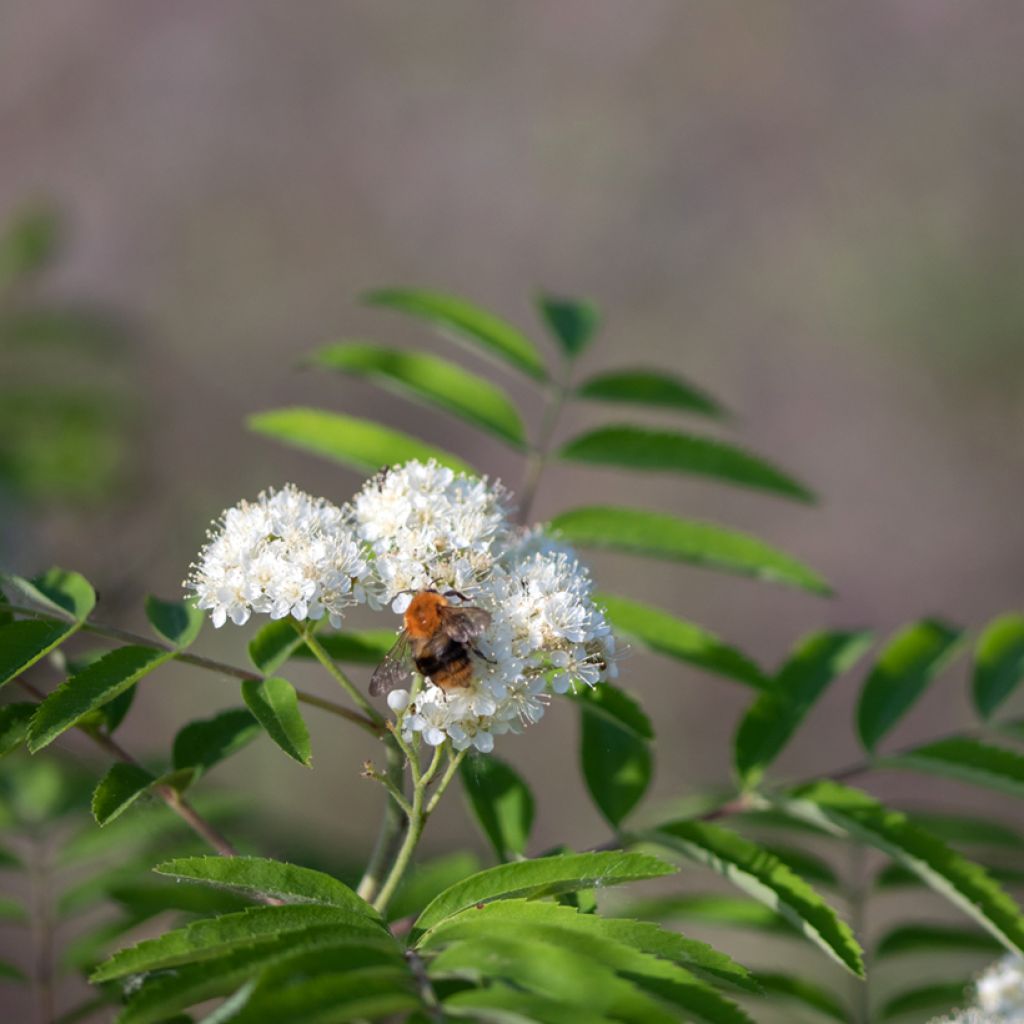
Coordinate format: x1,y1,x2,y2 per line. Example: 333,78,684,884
559,426,814,503
551,506,830,595
363,287,547,380
856,619,962,752
460,754,534,862
248,407,473,475
308,342,526,446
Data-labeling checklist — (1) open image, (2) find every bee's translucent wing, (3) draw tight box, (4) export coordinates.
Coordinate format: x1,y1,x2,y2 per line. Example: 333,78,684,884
369,632,413,696
439,605,492,644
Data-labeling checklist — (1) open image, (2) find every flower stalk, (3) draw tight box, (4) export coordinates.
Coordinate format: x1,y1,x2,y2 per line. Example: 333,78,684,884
370,742,466,915
294,622,385,728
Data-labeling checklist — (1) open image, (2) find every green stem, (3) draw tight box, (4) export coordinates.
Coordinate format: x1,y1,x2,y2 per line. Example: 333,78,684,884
517,358,573,525
367,764,413,819
29,831,55,1024
372,744,454,915
294,623,385,727
389,722,423,783
426,748,467,815
847,842,870,1023
358,743,409,904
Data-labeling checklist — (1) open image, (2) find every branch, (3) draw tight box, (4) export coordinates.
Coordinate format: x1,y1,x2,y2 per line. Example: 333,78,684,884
590,718,995,850
6,602,383,736
18,678,239,859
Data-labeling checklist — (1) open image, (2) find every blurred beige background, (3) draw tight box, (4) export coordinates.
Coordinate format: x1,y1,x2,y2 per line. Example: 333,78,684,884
2,1,1024,1016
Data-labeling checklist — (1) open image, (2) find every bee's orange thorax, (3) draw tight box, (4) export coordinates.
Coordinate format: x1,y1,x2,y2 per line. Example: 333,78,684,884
403,591,448,639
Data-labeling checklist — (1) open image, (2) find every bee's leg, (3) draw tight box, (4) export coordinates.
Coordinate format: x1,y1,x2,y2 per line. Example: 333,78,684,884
471,645,497,664
443,589,470,603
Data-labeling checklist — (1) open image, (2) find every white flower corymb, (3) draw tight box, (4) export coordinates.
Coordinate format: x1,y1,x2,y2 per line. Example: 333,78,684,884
184,484,371,629
352,460,512,604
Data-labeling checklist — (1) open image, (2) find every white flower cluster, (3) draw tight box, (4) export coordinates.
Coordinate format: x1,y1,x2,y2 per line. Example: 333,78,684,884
184,484,371,629
389,540,617,752
352,461,512,602
930,955,1024,1023
186,461,616,752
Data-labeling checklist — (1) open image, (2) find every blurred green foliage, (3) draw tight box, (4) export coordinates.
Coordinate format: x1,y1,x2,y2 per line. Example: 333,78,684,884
0,203,132,506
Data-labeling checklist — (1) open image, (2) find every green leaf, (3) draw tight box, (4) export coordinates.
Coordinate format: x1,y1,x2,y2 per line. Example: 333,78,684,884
91,904,384,981
92,763,156,826
780,780,1024,954
307,342,526,447
646,820,864,975
432,935,675,1024
732,807,835,839
172,708,261,780
876,861,1024,891
0,619,75,689
422,899,759,995
224,968,419,1024
445,986,620,1024
880,982,969,1021
904,811,1024,848
248,407,473,475
0,702,36,755
460,754,534,861
578,685,653,828
974,613,1024,719
363,287,547,380
412,850,676,939
248,620,305,676
28,645,172,751
0,896,26,922
431,926,751,1024
118,933,403,1024
596,592,765,687
0,203,59,283
551,506,831,595
760,843,839,887
107,881,251,919
559,426,814,502
734,631,872,787
96,685,135,734
615,894,794,934
387,852,482,922
751,973,849,1023
292,629,397,665
145,595,203,649
4,568,95,620
537,294,599,359
154,856,383,921
0,960,26,982
875,923,1002,958
575,368,726,419
883,736,1024,798
856,618,962,752
241,677,312,767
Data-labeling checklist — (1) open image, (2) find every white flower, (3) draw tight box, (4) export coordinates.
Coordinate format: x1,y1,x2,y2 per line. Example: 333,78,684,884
184,484,371,629
393,526,615,752
929,955,1024,1023
977,956,1024,1019
352,461,512,603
